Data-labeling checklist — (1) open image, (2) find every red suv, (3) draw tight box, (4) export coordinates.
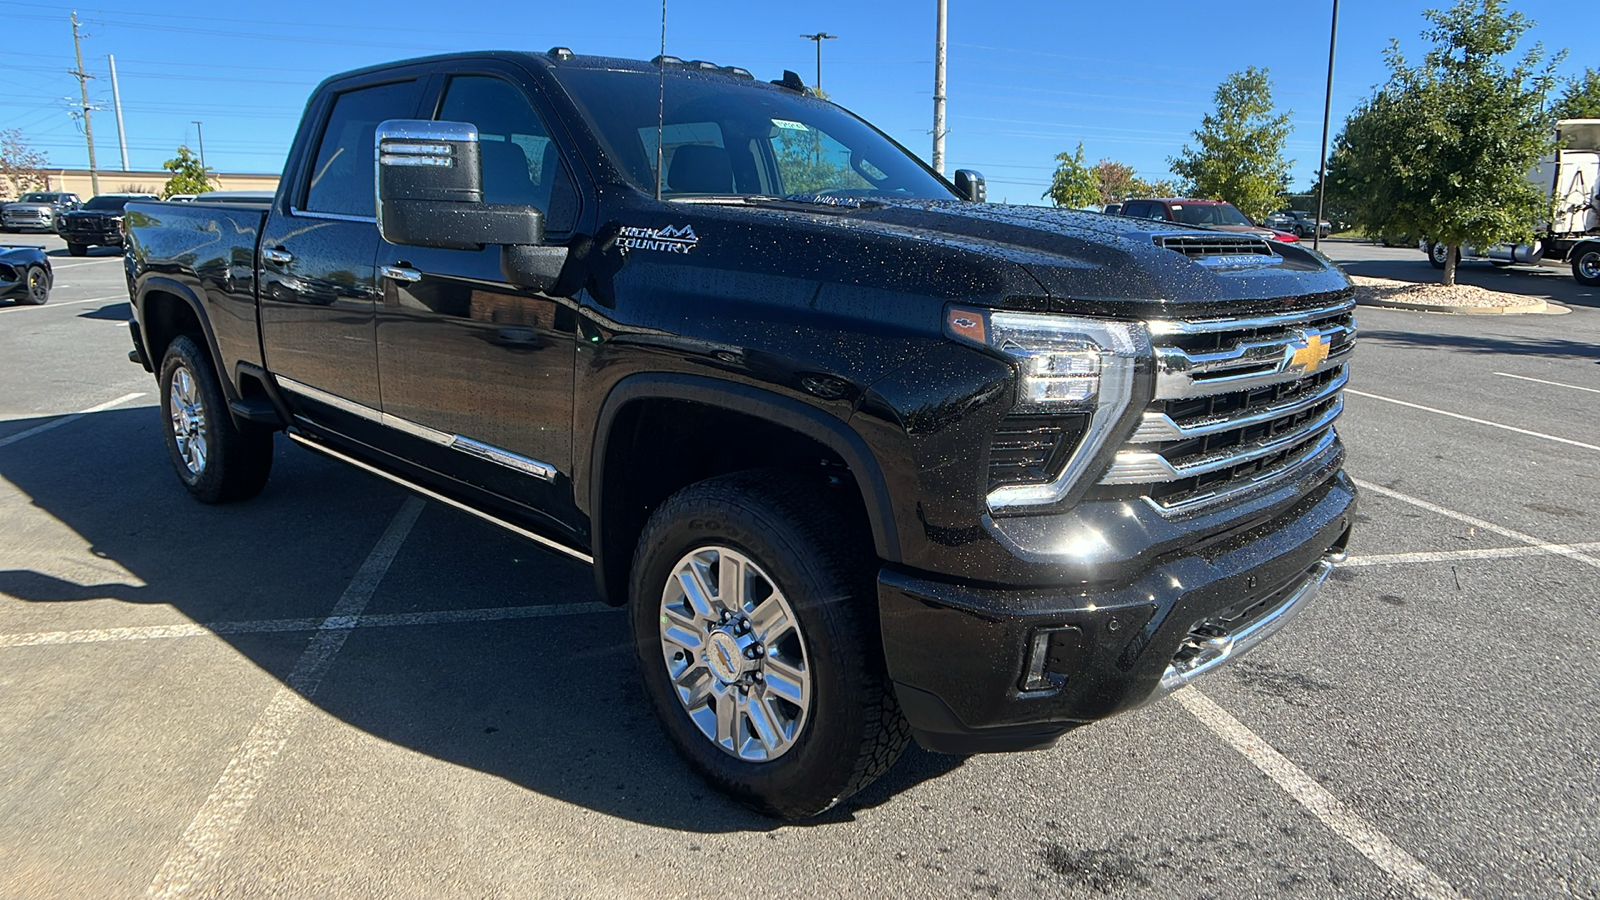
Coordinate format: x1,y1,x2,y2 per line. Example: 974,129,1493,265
1119,198,1298,243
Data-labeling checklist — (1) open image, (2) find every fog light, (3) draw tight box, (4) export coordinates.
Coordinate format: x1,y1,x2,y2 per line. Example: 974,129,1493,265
1021,625,1085,692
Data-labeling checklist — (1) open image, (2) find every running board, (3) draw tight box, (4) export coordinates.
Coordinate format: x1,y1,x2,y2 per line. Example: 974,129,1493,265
286,430,594,566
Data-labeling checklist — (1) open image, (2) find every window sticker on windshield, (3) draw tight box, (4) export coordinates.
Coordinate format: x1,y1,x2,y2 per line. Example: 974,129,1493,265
771,119,809,131
618,224,700,254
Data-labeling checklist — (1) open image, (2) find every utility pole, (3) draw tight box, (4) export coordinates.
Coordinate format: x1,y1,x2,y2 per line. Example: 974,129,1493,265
109,53,129,171
799,32,836,94
1314,0,1339,252
69,11,100,196
932,0,948,175
192,121,206,171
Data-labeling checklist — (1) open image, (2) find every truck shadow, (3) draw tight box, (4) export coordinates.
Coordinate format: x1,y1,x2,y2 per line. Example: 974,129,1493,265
0,406,963,833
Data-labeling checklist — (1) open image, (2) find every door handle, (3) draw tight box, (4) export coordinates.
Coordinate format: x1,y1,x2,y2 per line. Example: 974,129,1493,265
381,265,422,284
261,247,293,265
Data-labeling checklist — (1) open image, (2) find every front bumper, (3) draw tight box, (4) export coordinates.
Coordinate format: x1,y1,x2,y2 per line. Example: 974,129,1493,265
878,469,1354,754
61,229,123,246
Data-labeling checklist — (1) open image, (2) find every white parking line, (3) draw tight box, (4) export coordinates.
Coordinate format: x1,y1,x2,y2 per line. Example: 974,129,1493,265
1344,542,1600,567
46,259,124,270
1345,389,1600,452
145,496,425,899
1493,372,1600,395
0,601,619,649
1355,478,1600,572
0,294,126,313
1177,688,1465,900
0,392,146,449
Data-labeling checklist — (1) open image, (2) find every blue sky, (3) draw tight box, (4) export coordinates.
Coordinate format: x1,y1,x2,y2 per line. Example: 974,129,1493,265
3,0,1595,202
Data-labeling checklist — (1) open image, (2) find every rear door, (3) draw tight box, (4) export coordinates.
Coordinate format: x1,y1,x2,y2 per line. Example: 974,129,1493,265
259,72,426,430
372,65,587,531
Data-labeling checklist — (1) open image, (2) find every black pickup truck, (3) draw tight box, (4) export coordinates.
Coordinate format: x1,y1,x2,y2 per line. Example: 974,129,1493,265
125,50,1355,818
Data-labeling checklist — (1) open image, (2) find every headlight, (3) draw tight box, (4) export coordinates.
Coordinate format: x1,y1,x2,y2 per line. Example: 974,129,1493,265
946,306,1151,511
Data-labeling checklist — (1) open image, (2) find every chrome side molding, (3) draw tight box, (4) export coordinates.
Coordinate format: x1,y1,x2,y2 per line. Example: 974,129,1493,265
276,376,557,482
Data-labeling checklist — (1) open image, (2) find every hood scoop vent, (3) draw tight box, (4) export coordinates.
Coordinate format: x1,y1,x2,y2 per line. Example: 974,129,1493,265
1154,234,1277,267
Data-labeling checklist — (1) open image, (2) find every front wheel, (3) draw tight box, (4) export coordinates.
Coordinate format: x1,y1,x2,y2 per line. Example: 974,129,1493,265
20,265,50,304
1427,242,1456,270
1573,247,1600,287
159,335,274,503
630,470,909,819
66,242,88,257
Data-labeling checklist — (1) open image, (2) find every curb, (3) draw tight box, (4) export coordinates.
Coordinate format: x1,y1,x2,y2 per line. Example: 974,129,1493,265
1357,297,1548,315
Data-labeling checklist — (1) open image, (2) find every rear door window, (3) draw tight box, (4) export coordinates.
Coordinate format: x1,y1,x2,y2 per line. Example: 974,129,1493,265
304,80,421,218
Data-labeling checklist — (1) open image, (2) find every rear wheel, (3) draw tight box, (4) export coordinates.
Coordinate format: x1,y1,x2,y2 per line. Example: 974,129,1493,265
20,265,50,304
629,470,909,819
1573,247,1600,287
159,335,273,503
1427,242,1456,269
67,242,88,257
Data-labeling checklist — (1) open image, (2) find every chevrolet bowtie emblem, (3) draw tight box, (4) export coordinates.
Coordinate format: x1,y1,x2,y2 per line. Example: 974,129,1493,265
1288,332,1330,373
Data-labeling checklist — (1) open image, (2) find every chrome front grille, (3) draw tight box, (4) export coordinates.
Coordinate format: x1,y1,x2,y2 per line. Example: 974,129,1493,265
1099,299,1354,513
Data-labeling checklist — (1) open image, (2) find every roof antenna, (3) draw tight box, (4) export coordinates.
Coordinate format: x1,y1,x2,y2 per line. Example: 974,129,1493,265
655,0,666,202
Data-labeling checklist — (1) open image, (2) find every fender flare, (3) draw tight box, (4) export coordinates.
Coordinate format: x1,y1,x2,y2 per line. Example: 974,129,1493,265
135,273,236,404
588,373,902,603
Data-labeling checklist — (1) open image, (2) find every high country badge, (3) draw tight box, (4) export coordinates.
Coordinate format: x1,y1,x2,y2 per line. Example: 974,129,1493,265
618,224,701,254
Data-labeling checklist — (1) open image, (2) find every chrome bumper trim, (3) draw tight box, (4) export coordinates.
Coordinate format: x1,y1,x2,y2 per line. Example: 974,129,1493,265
1154,558,1334,696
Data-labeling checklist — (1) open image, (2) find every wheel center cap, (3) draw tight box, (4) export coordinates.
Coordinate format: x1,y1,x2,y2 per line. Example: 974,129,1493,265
707,630,750,683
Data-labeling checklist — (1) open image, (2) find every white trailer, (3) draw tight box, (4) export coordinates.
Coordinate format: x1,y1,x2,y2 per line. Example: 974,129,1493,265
1425,118,1600,285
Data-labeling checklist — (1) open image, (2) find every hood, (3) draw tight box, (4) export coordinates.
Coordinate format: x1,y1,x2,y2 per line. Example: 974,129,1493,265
843,200,1350,315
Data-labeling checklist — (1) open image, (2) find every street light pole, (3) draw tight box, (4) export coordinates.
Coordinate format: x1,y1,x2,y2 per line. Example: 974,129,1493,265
1314,0,1339,252
799,32,837,94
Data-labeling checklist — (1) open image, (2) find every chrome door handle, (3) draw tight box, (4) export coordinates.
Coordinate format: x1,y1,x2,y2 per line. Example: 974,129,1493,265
381,265,422,283
261,247,293,265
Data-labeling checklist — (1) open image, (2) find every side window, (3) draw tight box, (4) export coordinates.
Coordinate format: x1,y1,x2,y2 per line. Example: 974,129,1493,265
1122,202,1149,219
438,75,578,233
305,80,419,217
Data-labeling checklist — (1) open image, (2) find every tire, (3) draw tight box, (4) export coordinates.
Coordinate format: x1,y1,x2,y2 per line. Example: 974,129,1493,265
159,334,273,503
67,242,88,257
20,265,50,305
1427,242,1456,269
1573,247,1600,287
629,469,909,819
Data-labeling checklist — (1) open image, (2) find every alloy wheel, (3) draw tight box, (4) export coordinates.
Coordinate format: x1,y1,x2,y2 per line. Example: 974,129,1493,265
658,546,811,762
168,364,209,477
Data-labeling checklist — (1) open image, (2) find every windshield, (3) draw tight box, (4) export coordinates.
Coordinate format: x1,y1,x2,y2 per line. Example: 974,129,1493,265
553,68,954,202
83,196,146,211
1170,203,1253,226
20,193,57,203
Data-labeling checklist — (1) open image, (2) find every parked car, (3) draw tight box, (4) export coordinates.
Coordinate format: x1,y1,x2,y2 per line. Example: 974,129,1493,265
125,49,1355,819
166,194,199,203
1101,202,1122,216
1265,209,1331,239
1121,198,1299,242
56,193,157,256
0,244,52,305
1,191,83,233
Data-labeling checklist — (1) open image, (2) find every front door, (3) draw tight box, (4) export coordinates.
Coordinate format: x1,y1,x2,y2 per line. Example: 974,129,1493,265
260,76,426,429
374,70,585,532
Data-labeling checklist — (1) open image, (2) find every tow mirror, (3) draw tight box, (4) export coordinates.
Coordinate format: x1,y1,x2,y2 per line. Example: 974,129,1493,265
375,119,569,292
954,169,987,203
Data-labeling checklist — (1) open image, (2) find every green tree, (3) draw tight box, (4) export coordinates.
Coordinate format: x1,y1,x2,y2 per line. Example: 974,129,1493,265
0,129,49,201
1141,178,1183,198
160,145,215,198
1552,68,1600,119
1169,67,1293,220
1043,143,1099,208
1326,0,1562,285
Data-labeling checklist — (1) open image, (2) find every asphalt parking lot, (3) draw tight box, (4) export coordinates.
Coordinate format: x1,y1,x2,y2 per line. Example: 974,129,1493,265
1,235,1596,899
